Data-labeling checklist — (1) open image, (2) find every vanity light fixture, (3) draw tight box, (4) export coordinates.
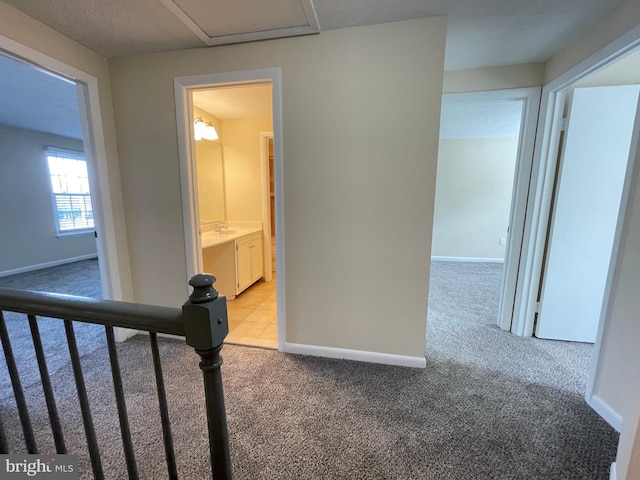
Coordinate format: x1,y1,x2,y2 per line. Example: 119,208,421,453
194,117,219,141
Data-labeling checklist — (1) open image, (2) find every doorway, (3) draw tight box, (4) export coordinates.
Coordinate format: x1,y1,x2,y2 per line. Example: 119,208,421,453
0,51,111,304
515,44,640,432
0,36,129,323
428,87,540,343
192,84,277,348
174,68,286,351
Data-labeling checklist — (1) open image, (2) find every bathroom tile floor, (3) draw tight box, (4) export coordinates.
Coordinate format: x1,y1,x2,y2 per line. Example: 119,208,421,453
225,278,277,349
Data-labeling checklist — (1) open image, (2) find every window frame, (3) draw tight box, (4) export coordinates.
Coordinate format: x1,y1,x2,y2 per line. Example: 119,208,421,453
45,147,95,236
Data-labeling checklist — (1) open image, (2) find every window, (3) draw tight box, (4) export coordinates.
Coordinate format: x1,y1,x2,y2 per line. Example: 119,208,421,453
46,148,94,234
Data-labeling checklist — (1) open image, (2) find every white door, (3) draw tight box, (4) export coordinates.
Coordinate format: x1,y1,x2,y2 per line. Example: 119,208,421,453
536,85,640,342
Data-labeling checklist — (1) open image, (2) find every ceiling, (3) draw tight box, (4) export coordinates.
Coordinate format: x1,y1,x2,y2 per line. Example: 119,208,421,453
440,100,523,140
0,0,632,141
1,0,627,70
0,54,82,139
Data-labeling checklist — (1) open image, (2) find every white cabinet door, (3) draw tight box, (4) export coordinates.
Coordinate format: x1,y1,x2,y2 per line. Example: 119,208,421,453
250,233,264,283
236,237,252,293
536,85,640,342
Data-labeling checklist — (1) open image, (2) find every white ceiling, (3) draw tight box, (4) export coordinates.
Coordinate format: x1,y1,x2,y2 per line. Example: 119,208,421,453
2,0,627,70
0,54,82,139
440,100,523,140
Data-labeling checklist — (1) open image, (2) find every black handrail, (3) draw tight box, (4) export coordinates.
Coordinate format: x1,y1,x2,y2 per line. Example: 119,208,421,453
0,288,184,335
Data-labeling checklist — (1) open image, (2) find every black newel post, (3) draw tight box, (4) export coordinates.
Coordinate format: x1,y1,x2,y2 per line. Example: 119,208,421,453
182,274,232,480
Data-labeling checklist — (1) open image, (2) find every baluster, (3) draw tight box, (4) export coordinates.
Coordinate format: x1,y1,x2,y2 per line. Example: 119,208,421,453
64,320,103,479
28,315,66,453
105,326,138,479
0,311,36,453
149,332,178,479
0,407,9,454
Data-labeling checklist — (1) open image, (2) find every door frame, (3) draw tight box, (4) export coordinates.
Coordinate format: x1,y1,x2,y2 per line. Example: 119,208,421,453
0,35,130,329
260,131,274,283
174,67,286,351
513,26,640,427
438,87,541,332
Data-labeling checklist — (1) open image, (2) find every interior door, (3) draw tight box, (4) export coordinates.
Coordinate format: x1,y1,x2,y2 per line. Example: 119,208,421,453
536,85,640,342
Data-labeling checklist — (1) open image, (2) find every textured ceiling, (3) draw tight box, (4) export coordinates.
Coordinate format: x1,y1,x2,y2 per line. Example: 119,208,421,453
2,0,627,69
0,54,82,139
440,100,523,139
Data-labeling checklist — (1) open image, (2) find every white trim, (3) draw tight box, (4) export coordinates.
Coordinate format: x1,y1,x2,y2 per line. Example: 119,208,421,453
0,34,128,303
610,462,617,480
589,394,623,432
157,0,320,46
260,131,274,283
0,254,98,278
284,342,427,368
174,67,286,353
174,79,202,284
431,256,504,263
440,88,541,333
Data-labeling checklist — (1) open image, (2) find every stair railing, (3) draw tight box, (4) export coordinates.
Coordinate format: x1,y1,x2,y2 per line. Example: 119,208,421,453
0,273,231,480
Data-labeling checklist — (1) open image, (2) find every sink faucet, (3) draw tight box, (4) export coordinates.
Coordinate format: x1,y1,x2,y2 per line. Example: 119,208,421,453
214,222,228,232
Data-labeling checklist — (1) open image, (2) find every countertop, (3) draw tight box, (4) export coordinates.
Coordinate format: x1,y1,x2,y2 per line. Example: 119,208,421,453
201,227,262,249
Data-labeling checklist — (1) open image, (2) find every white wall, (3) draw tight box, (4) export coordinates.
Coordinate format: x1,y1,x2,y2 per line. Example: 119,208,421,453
0,1,133,300
432,137,518,260
443,63,545,94
0,125,97,273
108,17,447,359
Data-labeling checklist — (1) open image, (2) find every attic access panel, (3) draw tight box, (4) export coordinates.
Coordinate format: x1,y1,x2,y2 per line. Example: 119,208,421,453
160,0,320,46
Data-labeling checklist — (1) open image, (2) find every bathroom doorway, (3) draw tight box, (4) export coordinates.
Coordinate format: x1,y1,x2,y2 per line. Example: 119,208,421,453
174,68,286,351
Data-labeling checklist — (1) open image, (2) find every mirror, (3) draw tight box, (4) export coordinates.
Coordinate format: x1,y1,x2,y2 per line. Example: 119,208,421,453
194,106,225,222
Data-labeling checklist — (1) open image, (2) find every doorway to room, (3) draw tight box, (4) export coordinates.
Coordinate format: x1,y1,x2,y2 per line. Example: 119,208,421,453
174,68,285,351
515,45,640,431
0,49,117,374
192,84,277,348
0,52,106,299
427,88,540,344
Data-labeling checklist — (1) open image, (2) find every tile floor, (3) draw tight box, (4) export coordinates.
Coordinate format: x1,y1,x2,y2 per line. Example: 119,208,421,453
225,278,277,349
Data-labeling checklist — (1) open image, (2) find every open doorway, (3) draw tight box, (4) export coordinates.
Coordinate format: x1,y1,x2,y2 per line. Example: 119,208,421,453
0,52,112,379
174,68,285,351
427,88,540,346
192,84,277,349
0,53,102,291
515,45,640,432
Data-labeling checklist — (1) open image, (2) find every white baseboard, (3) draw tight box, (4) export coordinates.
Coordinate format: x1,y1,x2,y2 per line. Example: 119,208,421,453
284,342,427,368
0,254,99,278
431,256,504,263
590,394,623,432
610,462,617,480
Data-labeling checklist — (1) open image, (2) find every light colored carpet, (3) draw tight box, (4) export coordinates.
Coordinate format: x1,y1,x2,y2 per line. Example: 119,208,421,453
0,259,619,479
427,261,594,394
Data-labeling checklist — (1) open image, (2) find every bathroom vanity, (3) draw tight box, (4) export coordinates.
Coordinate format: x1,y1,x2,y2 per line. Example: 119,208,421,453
201,226,264,299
